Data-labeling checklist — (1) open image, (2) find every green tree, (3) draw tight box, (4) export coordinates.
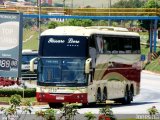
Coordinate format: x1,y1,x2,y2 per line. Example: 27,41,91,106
36,109,56,120
139,0,160,30
99,106,116,120
0,94,32,120
111,0,145,8
59,103,79,120
65,19,93,27
111,0,145,28
48,19,93,28
41,3,52,7
84,112,96,120
48,21,59,29
139,0,160,48
147,106,159,116
93,20,108,26
53,3,64,7
9,94,22,107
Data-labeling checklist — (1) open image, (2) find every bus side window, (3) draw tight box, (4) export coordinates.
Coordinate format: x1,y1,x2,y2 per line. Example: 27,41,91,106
132,37,140,54
111,37,119,54
124,38,132,54
103,37,111,54
89,36,97,79
95,35,104,54
119,38,125,54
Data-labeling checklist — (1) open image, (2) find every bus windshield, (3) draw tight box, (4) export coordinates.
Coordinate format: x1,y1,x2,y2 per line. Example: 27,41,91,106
39,36,88,57
38,58,87,86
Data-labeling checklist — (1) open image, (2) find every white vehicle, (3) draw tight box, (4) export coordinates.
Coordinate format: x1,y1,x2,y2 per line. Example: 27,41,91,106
22,49,38,80
30,26,142,107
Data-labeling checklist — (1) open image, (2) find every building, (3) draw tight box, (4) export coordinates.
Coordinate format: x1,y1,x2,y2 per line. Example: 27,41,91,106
42,0,52,5
4,0,33,7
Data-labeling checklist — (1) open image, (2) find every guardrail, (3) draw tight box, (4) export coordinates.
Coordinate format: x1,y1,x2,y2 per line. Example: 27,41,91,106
0,5,160,16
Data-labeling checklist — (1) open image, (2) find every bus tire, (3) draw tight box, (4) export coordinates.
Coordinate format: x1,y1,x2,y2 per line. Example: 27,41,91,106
48,103,63,108
103,87,107,101
97,88,101,102
122,89,132,104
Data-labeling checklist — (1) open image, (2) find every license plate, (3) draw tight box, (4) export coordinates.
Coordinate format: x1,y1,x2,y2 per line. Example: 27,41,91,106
56,96,64,100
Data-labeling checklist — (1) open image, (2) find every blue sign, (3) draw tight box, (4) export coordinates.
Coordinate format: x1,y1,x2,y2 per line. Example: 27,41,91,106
141,54,146,61
0,12,23,77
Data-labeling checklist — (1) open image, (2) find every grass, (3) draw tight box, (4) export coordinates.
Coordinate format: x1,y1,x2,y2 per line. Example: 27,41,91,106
23,28,39,50
144,58,160,72
0,97,36,104
23,25,48,50
0,96,48,105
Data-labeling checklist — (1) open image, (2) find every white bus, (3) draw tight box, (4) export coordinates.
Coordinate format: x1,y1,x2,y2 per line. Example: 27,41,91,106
30,26,142,107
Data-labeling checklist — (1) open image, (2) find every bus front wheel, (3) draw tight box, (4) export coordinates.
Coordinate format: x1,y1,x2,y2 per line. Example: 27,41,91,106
48,103,63,108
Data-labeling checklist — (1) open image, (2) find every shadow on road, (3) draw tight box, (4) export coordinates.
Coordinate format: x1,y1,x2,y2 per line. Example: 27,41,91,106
78,101,157,109
40,101,157,110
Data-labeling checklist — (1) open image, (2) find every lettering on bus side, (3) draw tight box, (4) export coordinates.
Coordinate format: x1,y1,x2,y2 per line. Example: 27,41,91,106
48,38,80,44
68,38,80,44
48,38,65,43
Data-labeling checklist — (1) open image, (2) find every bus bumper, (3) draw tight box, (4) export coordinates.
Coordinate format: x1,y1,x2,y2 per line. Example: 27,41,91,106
36,92,88,103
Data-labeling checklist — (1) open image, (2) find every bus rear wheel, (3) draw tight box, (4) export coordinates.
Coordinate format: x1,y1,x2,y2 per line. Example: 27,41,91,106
48,103,63,108
97,88,101,102
121,89,133,104
103,87,107,101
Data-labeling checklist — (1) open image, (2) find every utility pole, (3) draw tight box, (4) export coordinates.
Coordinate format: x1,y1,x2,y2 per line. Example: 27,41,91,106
36,0,39,28
71,0,73,8
63,0,65,8
108,0,111,26
38,0,41,41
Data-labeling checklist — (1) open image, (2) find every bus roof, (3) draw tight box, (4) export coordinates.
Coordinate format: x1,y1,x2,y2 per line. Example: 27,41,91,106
86,26,129,32
41,26,139,37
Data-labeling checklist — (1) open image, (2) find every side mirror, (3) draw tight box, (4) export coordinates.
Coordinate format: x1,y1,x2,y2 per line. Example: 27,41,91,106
30,57,38,72
85,58,92,74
